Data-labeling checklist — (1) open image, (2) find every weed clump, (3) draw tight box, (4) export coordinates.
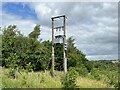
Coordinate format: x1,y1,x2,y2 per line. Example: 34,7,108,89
61,67,78,88
8,68,16,79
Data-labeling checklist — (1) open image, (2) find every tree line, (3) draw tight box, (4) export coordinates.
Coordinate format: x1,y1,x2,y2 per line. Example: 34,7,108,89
1,25,91,73
1,25,119,88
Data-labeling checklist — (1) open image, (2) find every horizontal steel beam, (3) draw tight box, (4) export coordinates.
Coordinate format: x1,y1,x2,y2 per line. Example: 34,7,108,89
54,26,64,29
51,15,65,19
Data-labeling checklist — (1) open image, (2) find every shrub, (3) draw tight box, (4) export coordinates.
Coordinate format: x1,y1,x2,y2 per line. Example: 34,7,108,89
8,68,16,79
25,62,32,73
75,65,88,77
106,73,118,86
49,68,52,76
93,74,101,81
91,69,101,81
114,81,120,90
61,67,78,88
21,75,27,86
40,72,45,83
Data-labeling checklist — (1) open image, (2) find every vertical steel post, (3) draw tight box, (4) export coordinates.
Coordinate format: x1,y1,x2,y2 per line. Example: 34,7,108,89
52,18,54,77
63,16,67,75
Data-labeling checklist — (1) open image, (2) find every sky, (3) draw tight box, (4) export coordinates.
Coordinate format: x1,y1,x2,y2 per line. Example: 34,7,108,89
0,2,118,60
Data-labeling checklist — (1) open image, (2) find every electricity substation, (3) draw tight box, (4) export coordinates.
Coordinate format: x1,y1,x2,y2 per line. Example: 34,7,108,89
51,15,67,77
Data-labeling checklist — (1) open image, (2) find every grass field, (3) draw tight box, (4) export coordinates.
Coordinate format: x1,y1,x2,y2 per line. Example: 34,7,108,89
1,67,113,88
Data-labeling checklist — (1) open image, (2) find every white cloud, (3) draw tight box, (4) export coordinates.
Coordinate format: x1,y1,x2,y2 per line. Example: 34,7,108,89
36,4,52,16
2,12,36,36
1,2,118,60
40,26,52,40
86,54,118,60
30,2,118,60
67,23,118,59
1,10,52,41
0,2,2,27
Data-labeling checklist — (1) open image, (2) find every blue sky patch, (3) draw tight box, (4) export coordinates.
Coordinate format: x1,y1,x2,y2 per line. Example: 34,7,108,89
2,2,38,20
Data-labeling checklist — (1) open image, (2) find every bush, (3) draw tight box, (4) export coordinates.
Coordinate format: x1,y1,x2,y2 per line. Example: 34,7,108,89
106,73,118,86
61,67,78,88
21,75,27,86
91,69,101,81
40,72,45,83
93,74,101,81
114,81,120,90
75,65,88,77
8,68,16,79
25,62,32,73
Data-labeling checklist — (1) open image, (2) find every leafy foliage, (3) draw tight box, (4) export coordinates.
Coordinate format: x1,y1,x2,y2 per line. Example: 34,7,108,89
29,25,40,39
1,25,118,88
2,25,52,71
2,25,88,72
114,81,120,90
61,67,78,88
8,68,16,79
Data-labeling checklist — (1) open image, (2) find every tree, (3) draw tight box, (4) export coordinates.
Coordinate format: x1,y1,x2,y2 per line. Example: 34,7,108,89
67,37,88,68
2,25,89,74
2,25,21,68
29,25,40,39
54,43,63,71
53,36,89,74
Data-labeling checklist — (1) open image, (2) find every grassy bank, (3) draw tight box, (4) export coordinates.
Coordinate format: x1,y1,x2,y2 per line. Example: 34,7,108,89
0,67,112,88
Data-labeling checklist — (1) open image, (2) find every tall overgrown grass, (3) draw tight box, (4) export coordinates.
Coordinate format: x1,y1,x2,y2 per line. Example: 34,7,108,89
1,67,112,88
